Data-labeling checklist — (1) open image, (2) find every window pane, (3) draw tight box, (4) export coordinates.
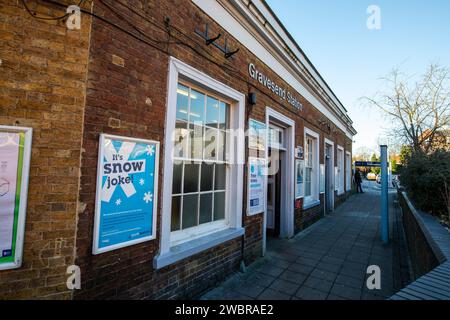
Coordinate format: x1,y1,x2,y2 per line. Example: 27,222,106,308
219,101,229,130
172,162,183,194
206,96,219,128
183,162,199,193
176,84,189,121
217,130,227,162
190,124,203,159
171,196,181,231
204,127,217,160
305,181,311,197
214,164,226,190
174,120,188,158
189,89,205,125
182,194,198,229
213,191,226,221
201,163,214,191
199,193,213,224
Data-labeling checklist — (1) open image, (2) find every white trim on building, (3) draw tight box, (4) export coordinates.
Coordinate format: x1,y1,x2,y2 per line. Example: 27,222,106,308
154,57,245,269
303,127,320,209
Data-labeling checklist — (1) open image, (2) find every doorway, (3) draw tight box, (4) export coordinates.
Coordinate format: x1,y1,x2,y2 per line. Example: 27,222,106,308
266,148,282,237
263,108,295,256
324,139,335,213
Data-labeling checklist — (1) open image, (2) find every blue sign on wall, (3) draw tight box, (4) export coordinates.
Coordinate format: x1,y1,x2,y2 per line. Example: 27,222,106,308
354,161,381,167
93,134,159,254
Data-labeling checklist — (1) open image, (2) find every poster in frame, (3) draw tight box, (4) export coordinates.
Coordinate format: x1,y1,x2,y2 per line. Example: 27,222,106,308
295,159,304,199
93,134,159,254
0,125,32,270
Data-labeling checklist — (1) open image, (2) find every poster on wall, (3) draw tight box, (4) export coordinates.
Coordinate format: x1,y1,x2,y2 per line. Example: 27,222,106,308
295,159,304,199
0,126,32,270
247,157,266,215
248,119,266,151
335,166,339,192
93,134,159,254
320,164,325,194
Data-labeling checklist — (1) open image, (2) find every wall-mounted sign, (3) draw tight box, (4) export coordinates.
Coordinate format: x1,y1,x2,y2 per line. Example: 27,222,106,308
335,166,339,192
0,126,32,271
248,119,266,151
319,164,325,194
295,159,304,199
248,63,303,110
93,134,159,254
295,146,304,159
354,161,381,167
248,157,266,216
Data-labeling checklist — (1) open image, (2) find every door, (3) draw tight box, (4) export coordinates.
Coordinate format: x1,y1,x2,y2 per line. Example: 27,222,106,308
266,176,276,232
266,148,281,237
325,144,334,213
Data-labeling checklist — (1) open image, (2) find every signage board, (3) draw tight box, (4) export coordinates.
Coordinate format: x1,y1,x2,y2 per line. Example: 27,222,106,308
248,119,266,151
354,161,381,167
0,126,32,270
247,157,266,215
93,134,159,254
295,159,304,199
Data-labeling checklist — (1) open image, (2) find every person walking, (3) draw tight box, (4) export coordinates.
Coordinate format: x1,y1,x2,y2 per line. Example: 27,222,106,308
354,169,364,193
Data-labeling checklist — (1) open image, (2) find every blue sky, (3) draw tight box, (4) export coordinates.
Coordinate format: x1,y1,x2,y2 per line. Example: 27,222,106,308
266,0,450,152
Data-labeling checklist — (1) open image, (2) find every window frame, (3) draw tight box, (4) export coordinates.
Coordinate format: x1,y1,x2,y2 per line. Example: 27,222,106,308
155,57,245,269
345,151,352,191
303,127,320,207
170,82,232,242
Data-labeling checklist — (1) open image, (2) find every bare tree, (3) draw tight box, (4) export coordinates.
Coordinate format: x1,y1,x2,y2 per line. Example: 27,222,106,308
364,64,450,153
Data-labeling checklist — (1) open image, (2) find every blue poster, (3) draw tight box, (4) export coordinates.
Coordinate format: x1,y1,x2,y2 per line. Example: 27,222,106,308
94,135,158,253
248,157,266,215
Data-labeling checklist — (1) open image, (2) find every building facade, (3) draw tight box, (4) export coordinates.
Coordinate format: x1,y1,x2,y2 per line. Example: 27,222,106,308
0,0,356,299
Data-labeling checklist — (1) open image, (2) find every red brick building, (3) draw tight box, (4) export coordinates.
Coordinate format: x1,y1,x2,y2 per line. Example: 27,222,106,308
0,0,356,299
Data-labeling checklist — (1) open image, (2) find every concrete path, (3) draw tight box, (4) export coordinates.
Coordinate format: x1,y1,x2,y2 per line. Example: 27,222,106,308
200,181,411,300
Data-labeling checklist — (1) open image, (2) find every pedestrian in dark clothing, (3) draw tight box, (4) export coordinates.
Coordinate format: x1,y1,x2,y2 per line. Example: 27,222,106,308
354,169,364,193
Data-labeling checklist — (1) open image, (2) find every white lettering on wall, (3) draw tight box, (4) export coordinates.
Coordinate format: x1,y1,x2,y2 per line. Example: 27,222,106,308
248,63,303,110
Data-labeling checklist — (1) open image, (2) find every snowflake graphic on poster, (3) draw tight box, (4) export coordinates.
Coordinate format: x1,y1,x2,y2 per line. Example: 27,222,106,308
139,178,145,186
143,192,153,203
146,145,155,156
115,198,122,206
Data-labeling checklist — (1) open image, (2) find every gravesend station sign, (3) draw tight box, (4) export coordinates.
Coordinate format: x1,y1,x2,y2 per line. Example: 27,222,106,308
248,63,303,110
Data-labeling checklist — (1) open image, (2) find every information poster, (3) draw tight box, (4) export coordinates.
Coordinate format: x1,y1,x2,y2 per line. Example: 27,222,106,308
248,157,266,215
0,133,22,264
295,159,304,199
93,134,159,254
248,119,266,151
320,164,325,194
0,126,31,271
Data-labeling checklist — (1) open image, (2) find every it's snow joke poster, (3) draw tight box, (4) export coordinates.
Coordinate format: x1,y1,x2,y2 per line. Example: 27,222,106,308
94,135,159,254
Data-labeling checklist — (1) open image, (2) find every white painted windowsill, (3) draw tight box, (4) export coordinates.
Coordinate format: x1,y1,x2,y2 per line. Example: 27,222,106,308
303,199,321,210
153,227,245,269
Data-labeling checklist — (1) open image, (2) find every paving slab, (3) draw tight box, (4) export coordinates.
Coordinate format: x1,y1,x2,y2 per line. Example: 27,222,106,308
199,181,411,300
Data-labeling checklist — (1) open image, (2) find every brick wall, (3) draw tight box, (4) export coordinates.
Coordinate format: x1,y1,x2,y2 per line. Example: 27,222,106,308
0,0,92,299
1,0,353,299
72,0,353,299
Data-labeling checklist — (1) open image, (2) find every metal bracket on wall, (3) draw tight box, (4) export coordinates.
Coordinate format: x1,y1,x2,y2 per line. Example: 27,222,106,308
195,23,239,60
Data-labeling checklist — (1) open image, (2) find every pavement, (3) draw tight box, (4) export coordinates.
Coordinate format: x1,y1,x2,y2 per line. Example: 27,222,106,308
199,181,411,300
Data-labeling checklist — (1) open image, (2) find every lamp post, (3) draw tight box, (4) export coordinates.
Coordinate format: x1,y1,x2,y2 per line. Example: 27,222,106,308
380,145,389,244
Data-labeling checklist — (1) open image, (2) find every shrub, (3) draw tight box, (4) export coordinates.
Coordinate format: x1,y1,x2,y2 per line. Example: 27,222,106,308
400,150,450,220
